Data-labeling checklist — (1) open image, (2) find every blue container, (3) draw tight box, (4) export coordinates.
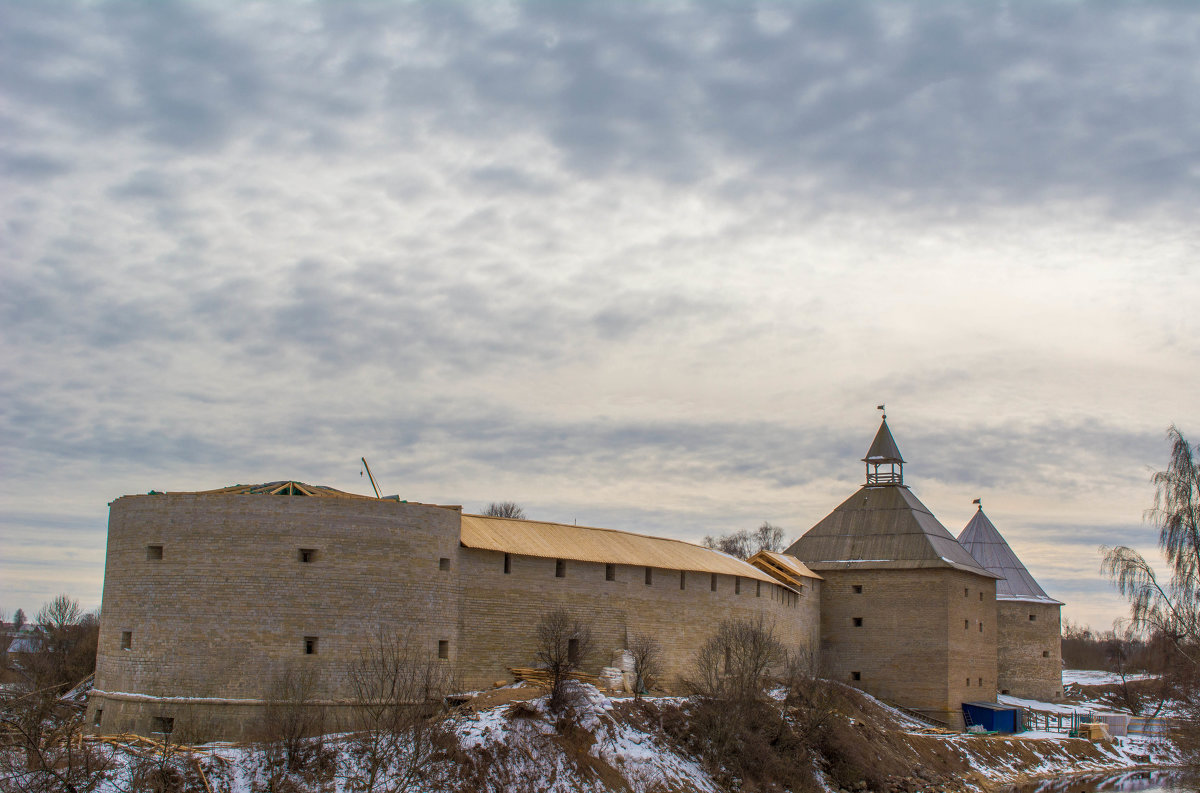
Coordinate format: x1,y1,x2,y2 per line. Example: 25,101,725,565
962,701,1021,733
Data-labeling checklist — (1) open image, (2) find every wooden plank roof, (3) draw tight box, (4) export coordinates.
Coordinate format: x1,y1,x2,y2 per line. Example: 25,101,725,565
460,514,789,587
747,550,822,590
958,508,1063,605
179,481,378,498
786,485,999,577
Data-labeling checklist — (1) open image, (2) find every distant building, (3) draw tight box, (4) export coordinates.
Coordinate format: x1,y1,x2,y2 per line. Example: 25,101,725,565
958,506,1065,701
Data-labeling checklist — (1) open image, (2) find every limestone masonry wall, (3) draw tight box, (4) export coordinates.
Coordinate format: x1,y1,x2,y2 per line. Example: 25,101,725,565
818,568,996,728
455,549,820,690
997,600,1062,701
91,494,462,740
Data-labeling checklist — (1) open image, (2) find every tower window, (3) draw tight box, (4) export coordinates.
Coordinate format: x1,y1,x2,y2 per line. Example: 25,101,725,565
852,585,863,594
853,617,863,627
556,559,566,578
146,545,163,560
851,671,861,681
298,548,316,563
120,631,132,650
979,592,984,601
735,577,741,594
979,622,983,632
964,588,969,597
504,553,511,574
964,620,969,630
304,637,318,655
680,572,686,590
568,638,579,664
966,678,970,686
710,573,717,592
439,557,450,571
1043,650,1050,658
94,709,103,726
756,581,761,597
1029,614,1037,621
438,640,449,659
645,567,653,585
605,563,616,581
978,677,983,687
152,717,174,735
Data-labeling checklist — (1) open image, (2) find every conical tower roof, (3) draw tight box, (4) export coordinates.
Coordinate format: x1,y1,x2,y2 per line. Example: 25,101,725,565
863,418,904,463
786,486,998,577
957,508,1063,604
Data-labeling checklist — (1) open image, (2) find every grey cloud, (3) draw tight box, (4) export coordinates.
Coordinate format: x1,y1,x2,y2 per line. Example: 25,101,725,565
7,2,1200,212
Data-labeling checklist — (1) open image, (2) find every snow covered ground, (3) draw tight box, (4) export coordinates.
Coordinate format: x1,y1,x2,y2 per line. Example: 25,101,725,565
64,683,1177,793
1064,670,1160,687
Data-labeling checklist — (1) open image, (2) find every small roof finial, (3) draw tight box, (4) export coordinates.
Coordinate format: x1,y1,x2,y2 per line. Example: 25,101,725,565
972,497,982,510
877,403,886,420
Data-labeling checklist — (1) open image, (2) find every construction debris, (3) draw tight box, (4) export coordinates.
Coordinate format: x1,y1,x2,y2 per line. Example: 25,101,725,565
507,666,599,687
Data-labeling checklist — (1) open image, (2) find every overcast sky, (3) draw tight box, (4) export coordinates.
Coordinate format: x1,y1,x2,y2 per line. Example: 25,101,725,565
2,1,1197,631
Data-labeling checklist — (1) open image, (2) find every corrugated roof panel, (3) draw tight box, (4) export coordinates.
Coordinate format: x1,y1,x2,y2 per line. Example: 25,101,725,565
460,514,788,588
958,509,1064,605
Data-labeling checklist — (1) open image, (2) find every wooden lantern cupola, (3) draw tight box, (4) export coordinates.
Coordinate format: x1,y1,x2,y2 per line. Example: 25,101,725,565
863,412,905,486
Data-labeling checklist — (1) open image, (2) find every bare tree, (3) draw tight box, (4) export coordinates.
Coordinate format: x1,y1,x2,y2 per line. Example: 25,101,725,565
689,615,784,704
752,522,786,554
1102,426,1200,770
257,664,328,782
0,693,116,793
534,609,593,711
627,632,661,701
1102,426,1200,662
340,627,453,793
482,501,526,519
703,522,787,560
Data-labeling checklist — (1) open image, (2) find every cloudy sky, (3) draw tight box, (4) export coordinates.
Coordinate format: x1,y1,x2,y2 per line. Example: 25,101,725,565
2,1,1197,630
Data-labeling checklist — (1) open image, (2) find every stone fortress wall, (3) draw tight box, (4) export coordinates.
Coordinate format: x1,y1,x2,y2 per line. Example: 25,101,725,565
90,492,819,741
817,568,998,728
996,600,1063,702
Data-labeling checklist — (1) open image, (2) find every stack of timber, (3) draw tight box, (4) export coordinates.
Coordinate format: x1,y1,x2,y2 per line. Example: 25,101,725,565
507,667,599,687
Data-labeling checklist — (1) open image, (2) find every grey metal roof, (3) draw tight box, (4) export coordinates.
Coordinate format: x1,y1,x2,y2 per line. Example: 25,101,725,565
863,418,904,463
785,485,998,577
957,509,1063,605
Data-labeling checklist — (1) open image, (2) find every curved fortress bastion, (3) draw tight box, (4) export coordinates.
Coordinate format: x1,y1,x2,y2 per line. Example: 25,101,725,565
90,484,821,740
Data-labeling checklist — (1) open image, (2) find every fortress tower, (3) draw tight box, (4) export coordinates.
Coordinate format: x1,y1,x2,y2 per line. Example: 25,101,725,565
958,506,1064,701
786,416,1000,727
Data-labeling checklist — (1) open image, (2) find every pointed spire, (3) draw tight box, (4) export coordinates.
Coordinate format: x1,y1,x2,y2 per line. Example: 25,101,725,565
863,414,904,485
958,508,1063,604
